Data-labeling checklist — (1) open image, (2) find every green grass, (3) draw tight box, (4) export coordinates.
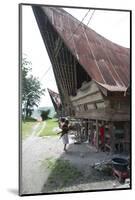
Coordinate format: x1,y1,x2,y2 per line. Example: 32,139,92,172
22,118,58,139
23,117,37,122
22,121,38,139
41,158,82,188
39,118,59,137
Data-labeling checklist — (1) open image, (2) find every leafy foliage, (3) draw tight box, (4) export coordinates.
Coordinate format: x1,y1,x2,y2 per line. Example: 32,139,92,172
22,56,45,117
40,109,50,121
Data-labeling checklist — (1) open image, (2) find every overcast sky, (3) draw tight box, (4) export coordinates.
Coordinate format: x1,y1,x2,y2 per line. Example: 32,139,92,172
22,5,130,107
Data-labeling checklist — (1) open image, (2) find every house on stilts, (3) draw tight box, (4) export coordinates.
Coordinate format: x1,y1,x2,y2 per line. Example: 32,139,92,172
32,6,130,154
47,88,63,117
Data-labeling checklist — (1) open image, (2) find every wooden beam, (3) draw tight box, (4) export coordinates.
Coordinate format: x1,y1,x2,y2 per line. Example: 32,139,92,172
49,32,68,97
90,121,94,144
67,15,79,63
109,122,115,153
96,119,99,151
73,57,77,94
70,81,100,101
64,48,72,94
54,37,63,57
37,26,63,105
61,50,71,95
74,108,130,121
72,92,103,105
45,30,67,108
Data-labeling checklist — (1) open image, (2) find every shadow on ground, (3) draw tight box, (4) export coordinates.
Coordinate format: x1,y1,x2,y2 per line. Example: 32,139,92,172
41,141,116,193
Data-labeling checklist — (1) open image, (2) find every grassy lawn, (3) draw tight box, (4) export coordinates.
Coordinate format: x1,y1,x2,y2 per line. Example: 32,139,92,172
22,119,38,139
39,118,59,137
41,158,83,190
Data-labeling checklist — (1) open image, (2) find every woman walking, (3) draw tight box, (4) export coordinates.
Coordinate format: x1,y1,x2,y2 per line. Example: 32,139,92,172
58,118,69,152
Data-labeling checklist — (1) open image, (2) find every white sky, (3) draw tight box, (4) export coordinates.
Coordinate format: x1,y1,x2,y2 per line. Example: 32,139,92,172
22,5,130,107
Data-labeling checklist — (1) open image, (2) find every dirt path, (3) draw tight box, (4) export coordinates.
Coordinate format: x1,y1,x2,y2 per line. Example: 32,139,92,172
21,132,129,195
32,121,46,136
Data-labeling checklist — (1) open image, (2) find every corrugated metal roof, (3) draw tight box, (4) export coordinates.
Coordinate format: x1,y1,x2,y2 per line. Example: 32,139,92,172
33,6,130,91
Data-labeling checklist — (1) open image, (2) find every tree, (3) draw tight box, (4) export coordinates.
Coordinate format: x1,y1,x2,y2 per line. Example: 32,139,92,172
22,57,45,117
40,110,50,121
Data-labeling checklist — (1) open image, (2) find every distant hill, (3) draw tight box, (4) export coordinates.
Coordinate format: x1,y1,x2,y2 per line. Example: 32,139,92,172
32,106,56,119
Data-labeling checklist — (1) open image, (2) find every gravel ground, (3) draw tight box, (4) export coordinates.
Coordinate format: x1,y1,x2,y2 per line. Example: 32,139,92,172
21,131,130,195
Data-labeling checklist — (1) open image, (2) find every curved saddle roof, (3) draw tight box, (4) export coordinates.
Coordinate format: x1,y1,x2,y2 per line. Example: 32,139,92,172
33,6,130,91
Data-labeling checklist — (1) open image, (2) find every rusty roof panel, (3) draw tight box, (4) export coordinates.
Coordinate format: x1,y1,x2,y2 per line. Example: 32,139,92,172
97,60,116,85
103,60,124,86
33,6,130,91
79,56,105,83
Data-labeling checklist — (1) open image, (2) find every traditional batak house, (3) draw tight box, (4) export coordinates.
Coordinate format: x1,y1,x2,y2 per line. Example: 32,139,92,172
47,88,62,117
33,6,130,153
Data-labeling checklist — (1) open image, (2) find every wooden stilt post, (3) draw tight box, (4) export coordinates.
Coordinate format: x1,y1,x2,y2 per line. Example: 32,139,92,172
109,122,115,153
87,120,89,143
85,119,88,141
90,121,94,144
96,119,99,151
